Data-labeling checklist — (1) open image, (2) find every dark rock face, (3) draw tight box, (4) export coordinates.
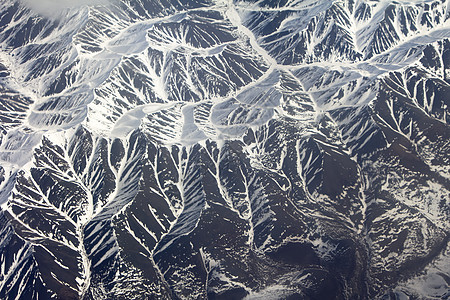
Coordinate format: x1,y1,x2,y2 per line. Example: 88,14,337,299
0,0,449,299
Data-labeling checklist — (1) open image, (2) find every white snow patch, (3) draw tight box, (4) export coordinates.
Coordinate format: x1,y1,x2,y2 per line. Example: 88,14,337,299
110,103,176,138
244,285,294,300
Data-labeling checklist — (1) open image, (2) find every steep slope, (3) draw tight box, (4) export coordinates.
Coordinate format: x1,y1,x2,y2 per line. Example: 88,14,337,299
0,0,449,299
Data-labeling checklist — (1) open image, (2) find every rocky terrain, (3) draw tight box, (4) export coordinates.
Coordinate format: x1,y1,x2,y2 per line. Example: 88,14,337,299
0,0,449,298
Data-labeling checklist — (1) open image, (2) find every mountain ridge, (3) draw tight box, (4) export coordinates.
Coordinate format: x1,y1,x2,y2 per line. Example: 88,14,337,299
0,0,449,299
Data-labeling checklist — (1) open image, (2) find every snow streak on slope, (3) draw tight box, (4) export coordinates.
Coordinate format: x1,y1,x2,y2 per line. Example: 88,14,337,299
0,0,449,299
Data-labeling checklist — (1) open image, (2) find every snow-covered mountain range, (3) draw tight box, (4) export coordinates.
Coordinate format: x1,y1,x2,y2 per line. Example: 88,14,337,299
0,0,449,298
